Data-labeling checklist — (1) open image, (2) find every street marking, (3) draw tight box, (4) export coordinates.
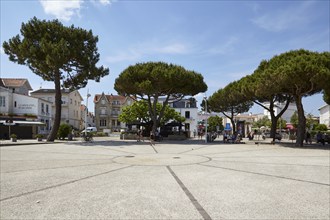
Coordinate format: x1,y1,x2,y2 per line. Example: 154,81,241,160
167,166,212,220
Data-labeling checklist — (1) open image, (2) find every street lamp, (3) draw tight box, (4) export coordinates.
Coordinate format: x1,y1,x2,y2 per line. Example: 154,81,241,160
204,95,208,143
85,90,91,137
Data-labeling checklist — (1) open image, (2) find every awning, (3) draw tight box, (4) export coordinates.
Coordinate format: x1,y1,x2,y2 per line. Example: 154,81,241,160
0,120,46,126
286,124,295,130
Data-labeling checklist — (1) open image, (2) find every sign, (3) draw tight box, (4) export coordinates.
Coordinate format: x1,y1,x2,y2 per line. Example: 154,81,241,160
224,123,232,131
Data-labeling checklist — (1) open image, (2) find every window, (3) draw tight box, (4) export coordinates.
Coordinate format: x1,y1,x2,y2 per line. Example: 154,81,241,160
70,99,72,104
100,119,106,127
75,100,77,106
100,107,106,115
0,96,5,107
185,111,190,119
46,105,49,113
101,99,105,105
41,103,45,113
14,101,17,108
117,121,121,126
112,100,120,105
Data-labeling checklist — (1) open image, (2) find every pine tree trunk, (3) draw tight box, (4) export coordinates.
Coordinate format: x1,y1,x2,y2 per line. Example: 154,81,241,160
47,72,62,142
295,96,306,147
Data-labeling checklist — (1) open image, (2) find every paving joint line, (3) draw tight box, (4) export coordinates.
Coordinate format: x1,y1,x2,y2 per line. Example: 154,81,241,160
167,166,213,220
151,144,158,153
210,160,330,167
199,164,330,186
0,165,133,202
1,161,114,174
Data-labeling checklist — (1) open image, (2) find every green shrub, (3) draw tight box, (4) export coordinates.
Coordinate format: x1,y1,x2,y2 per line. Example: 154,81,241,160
314,124,328,131
57,124,72,140
95,132,106,137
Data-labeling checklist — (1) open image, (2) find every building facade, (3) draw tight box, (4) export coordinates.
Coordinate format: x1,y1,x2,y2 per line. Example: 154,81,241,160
169,98,198,137
80,104,96,130
30,89,83,130
319,104,330,128
263,101,297,122
94,93,134,132
0,79,52,139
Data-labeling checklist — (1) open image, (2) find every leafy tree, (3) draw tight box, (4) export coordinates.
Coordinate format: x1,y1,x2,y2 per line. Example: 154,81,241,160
271,50,330,146
314,124,328,131
323,90,330,105
2,17,109,142
305,113,318,130
276,117,287,130
252,116,271,128
200,99,211,112
115,62,207,136
119,100,185,127
208,81,253,133
57,123,72,140
239,62,293,142
290,111,298,129
207,115,224,132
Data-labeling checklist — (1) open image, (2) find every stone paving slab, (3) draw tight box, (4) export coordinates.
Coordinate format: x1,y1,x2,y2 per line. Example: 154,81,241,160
1,138,329,219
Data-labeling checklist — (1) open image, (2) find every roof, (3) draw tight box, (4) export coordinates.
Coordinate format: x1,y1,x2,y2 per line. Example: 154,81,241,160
94,93,127,104
318,104,330,111
30,89,71,94
0,78,32,90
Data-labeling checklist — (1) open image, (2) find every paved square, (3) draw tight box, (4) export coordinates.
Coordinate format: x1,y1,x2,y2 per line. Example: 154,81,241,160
1,138,329,219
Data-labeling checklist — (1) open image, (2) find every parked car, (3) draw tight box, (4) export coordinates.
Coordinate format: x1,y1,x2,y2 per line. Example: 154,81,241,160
264,132,282,140
81,127,97,133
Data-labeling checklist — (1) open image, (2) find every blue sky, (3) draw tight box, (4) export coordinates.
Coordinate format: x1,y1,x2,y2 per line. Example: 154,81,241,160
1,0,329,115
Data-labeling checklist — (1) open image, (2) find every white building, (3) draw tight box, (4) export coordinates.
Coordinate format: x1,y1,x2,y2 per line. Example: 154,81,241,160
31,89,83,130
0,79,51,139
319,104,330,128
168,98,199,137
263,101,297,122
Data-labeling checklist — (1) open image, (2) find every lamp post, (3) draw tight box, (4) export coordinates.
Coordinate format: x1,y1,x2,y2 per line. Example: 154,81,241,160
85,90,91,137
204,95,208,143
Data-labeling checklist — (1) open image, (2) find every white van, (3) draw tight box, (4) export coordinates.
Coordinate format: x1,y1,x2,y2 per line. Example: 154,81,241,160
82,127,97,133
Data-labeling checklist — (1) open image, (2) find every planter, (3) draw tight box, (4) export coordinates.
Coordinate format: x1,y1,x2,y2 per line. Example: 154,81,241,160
37,138,43,141
11,138,17,142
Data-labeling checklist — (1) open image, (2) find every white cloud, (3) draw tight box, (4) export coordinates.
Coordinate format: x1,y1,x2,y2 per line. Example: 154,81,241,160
39,0,82,21
251,1,314,32
0,46,4,55
106,41,190,63
207,37,238,55
99,0,111,6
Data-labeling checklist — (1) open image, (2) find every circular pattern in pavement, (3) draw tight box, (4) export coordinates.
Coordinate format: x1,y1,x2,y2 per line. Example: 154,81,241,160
113,153,211,166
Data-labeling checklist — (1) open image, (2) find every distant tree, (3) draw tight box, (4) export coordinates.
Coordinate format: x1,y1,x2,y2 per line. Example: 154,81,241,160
207,115,224,132
314,124,328,131
115,62,207,136
305,113,317,131
208,81,253,134
290,111,298,129
2,17,109,141
119,100,185,127
276,118,287,130
252,116,271,129
200,99,211,113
